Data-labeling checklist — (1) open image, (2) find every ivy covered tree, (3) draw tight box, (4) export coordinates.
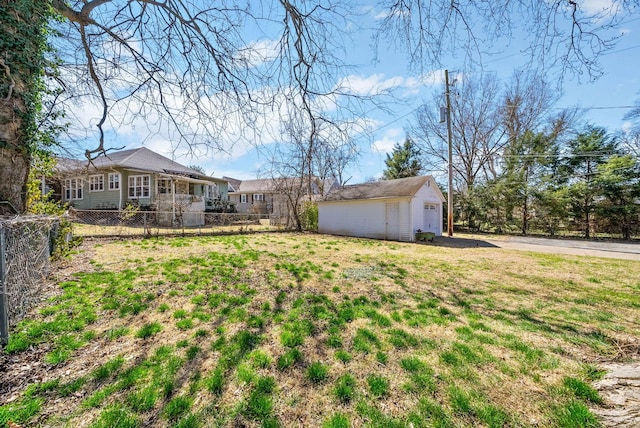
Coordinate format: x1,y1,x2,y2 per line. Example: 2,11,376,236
0,1,55,214
382,137,423,180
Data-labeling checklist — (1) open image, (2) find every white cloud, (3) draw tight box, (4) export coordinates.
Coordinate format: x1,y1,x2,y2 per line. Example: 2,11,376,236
336,74,400,96
336,73,438,97
372,127,404,153
236,39,280,68
580,0,621,15
372,7,408,21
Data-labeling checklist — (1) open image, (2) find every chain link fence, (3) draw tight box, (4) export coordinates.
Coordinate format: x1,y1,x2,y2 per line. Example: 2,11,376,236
1,216,58,344
69,209,291,238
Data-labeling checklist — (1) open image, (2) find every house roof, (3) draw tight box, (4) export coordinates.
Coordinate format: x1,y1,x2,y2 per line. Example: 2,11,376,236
321,176,442,202
233,178,279,193
222,176,242,192
226,176,335,195
57,147,226,184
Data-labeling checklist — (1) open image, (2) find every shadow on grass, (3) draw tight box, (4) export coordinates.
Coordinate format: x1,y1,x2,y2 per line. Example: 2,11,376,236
429,237,499,249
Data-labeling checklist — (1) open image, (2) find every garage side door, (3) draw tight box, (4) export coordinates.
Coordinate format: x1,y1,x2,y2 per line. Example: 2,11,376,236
386,202,400,240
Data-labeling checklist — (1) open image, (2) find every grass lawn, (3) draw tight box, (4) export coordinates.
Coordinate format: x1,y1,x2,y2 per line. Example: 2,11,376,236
2,233,639,427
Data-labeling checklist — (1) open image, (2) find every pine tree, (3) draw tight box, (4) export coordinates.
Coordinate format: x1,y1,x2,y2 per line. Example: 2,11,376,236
382,138,423,180
560,127,618,238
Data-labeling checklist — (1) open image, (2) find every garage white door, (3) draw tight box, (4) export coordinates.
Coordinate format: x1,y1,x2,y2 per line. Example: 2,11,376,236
423,203,439,233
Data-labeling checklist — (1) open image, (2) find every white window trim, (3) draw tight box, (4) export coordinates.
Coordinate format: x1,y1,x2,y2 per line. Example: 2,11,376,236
108,173,120,190
64,178,83,200
89,174,104,192
240,194,247,203
128,175,151,198
253,193,264,202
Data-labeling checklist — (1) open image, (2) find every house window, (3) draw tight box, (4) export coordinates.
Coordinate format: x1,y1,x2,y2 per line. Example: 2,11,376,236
128,175,150,198
157,178,172,194
206,184,218,199
64,178,83,200
108,173,120,190
240,194,247,203
89,174,104,192
253,194,264,202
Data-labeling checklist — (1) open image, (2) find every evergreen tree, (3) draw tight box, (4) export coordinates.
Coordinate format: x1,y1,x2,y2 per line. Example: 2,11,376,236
595,154,640,240
382,138,423,180
501,130,560,235
560,127,618,238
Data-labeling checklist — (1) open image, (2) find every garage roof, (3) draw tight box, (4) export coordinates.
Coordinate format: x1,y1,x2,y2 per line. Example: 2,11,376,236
322,176,436,201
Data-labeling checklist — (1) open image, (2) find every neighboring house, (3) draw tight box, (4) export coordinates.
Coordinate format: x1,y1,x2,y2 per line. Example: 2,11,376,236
58,147,229,226
317,175,445,241
225,176,336,217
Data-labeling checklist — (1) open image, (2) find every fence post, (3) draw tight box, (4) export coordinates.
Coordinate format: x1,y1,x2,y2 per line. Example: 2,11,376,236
0,227,8,345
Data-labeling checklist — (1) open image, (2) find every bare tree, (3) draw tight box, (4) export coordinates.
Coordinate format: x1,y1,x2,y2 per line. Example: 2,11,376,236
490,70,580,178
619,129,640,157
376,0,638,79
260,114,358,230
3,0,637,213
414,73,503,191
1,0,360,212
501,71,560,147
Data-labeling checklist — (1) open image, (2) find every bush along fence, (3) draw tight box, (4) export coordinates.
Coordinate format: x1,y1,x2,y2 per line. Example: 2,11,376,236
68,209,291,238
0,216,59,345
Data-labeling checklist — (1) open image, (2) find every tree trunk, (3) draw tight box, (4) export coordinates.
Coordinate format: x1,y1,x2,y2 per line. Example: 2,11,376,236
0,68,31,214
0,147,30,214
522,198,528,236
0,0,46,214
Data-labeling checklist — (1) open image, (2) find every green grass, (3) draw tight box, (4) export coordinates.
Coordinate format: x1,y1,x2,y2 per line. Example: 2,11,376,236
90,405,139,428
306,361,329,384
563,377,603,404
164,396,193,421
367,374,390,397
4,233,638,427
92,355,125,381
277,348,303,370
135,322,162,338
334,373,356,403
322,413,350,428
552,400,601,428
0,397,42,426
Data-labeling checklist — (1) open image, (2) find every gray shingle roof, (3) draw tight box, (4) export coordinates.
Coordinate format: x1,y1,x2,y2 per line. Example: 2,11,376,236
90,147,201,177
57,147,225,183
235,178,276,193
227,177,309,194
322,176,431,201
222,176,242,192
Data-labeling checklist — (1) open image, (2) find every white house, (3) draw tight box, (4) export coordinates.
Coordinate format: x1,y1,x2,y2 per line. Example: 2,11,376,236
318,176,445,241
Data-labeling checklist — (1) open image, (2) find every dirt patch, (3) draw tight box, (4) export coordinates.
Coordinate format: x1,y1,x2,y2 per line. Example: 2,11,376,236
593,362,640,427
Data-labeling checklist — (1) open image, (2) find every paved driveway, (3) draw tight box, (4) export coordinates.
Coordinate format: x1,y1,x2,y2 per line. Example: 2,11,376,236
433,234,640,261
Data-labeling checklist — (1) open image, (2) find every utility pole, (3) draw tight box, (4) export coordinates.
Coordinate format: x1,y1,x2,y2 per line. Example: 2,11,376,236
445,70,454,237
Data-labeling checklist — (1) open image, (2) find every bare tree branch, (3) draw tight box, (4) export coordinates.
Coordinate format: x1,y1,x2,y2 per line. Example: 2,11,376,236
377,0,638,80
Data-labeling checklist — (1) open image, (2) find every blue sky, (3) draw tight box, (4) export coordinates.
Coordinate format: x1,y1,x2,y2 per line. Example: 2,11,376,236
200,4,640,183
63,2,640,184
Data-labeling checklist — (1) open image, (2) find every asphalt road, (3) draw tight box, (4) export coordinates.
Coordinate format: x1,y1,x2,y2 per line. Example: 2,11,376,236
432,234,640,261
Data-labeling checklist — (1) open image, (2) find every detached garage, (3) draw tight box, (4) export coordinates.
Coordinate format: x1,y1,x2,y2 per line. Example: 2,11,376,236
318,175,445,242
